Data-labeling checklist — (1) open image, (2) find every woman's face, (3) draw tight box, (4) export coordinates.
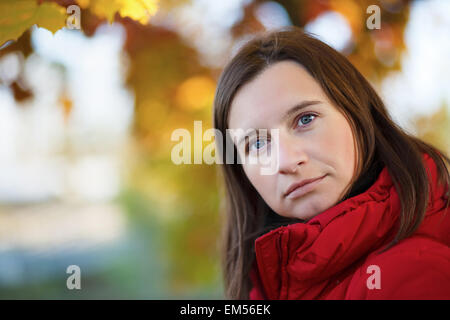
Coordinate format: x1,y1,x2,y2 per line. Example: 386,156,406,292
228,60,358,221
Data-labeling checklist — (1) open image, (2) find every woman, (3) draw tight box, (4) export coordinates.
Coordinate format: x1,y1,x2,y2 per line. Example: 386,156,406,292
213,26,450,300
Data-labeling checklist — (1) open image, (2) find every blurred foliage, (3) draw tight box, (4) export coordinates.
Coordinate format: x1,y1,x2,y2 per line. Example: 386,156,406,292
415,104,450,157
0,0,66,46
0,0,162,47
234,0,411,83
0,0,448,299
76,0,159,24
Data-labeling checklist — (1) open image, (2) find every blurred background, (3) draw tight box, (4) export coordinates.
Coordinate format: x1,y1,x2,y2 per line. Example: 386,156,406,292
0,0,448,299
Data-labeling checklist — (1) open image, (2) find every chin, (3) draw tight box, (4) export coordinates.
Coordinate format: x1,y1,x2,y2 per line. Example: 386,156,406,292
290,198,332,221
295,210,320,222
277,206,318,221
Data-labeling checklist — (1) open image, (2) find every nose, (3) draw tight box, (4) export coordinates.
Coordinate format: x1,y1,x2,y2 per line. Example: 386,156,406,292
277,133,307,174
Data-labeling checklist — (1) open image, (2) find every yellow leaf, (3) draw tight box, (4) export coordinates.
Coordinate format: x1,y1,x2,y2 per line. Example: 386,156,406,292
0,0,67,47
119,0,158,24
87,0,159,24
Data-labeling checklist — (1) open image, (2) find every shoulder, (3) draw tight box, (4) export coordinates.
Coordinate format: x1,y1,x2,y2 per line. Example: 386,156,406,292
346,236,450,299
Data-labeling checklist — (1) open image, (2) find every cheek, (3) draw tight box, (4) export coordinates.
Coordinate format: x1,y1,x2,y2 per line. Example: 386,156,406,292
243,165,277,203
342,124,357,175
316,115,356,179
330,118,356,180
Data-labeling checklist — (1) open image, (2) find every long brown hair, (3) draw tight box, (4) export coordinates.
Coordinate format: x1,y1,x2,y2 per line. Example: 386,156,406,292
213,26,450,300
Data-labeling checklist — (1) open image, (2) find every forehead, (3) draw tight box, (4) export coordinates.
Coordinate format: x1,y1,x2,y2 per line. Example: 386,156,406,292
228,60,325,130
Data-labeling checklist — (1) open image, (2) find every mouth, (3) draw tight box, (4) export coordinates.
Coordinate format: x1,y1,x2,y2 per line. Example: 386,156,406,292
284,174,327,199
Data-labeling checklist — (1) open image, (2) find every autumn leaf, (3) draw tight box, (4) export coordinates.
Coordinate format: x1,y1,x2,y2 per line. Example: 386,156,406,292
0,0,67,47
79,0,159,24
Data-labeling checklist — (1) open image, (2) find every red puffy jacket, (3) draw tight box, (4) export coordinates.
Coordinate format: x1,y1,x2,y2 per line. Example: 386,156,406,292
249,153,450,299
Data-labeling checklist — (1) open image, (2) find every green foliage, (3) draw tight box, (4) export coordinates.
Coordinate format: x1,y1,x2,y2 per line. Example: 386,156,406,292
0,0,66,47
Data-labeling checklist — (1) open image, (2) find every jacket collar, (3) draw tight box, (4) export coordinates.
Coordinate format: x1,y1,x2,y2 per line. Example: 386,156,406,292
253,153,448,299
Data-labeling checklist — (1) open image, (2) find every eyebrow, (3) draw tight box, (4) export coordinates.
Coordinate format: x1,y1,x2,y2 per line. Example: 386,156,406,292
280,100,322,123
235,100,322,147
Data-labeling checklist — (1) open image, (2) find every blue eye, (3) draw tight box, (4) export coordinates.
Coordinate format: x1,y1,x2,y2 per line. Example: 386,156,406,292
249,138,267,153
297,114,316,127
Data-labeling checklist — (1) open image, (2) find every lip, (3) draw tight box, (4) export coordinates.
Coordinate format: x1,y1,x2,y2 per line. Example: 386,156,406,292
284,175,327,199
